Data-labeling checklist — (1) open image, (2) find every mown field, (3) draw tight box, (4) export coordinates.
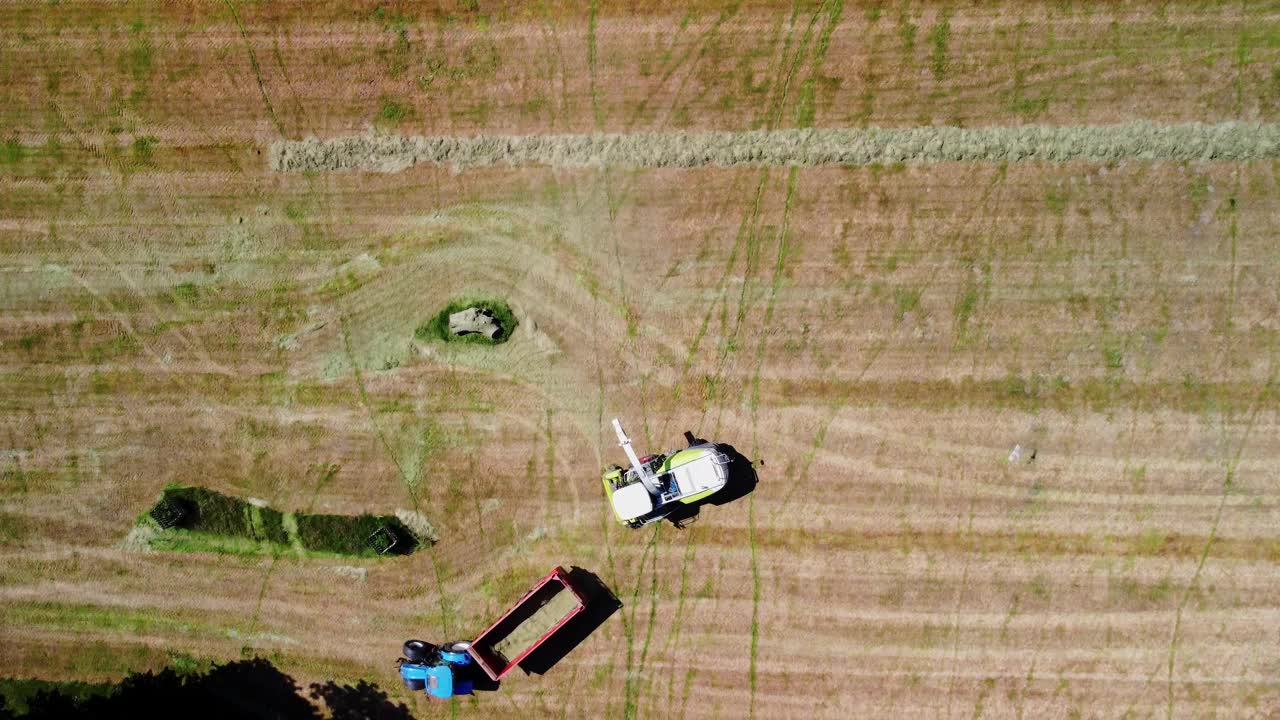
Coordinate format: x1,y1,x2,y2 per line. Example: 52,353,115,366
2,1,1280,718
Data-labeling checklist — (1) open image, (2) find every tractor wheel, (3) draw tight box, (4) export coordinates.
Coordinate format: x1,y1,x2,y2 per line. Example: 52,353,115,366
446,641,472,653
403,639,433,663
402,678,426,691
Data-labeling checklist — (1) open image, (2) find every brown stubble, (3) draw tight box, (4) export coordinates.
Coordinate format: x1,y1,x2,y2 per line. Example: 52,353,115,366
3,2,1280,719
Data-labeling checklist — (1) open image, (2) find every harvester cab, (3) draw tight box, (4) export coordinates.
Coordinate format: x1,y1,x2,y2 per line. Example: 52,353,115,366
602,418,731,528
398,641,476,699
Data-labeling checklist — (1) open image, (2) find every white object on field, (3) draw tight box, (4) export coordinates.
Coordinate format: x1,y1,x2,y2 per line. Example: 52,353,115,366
1008,444,1023,464
448,308,500,339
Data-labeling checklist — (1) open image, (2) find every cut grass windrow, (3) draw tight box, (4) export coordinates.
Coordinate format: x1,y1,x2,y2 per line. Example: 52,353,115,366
271,122,1280,172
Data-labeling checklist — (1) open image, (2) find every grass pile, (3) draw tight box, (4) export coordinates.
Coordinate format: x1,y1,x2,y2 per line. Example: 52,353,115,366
134,485,429,558
415,296,518,344
490,588,581,662
294,512,411,556
272,122,1280,173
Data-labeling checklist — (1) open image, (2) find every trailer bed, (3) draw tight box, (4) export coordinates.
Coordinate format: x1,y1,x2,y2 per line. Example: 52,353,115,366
469,566,586,680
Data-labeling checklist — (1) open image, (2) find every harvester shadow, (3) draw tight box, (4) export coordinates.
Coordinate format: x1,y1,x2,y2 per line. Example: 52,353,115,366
663,441,759,527
516,567,622,676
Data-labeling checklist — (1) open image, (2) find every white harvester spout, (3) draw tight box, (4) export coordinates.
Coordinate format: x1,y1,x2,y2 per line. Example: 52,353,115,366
612,418,661,495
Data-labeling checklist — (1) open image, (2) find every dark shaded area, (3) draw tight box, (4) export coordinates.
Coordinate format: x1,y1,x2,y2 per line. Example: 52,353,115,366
517,567,622,676
148,497,187,529
311,679,415,720
2,658,413,720
0,678,113,717
663,441,759,528
462,664,501,693
703,442,759,506
295,513,418,556
161,485,260,536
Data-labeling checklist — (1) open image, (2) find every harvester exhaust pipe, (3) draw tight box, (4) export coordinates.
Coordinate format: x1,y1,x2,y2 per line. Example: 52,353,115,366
612,418,661,495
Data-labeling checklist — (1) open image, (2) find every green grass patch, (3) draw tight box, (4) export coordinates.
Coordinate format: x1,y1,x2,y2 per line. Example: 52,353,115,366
378,96,409,122
17,331,46,351
898,14,917,53
1044,187,1070,215
294,512,415,557
171,282,199,304
415,296,518,344
1102,345,1125,370
158,486,252,536
928,12,951,77
131,136,157,165
0,677,115,714
953,285,979,330
2,602,226,648
893,286,922,319
139,485,426,559
145,530,301,558
2,137,22,165
122,20,153,82
0,513,28,542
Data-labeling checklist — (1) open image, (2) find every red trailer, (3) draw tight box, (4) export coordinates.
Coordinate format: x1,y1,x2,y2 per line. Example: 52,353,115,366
467,566,588,681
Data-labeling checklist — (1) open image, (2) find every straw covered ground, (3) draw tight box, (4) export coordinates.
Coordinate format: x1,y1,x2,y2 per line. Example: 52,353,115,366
2,1,1280,718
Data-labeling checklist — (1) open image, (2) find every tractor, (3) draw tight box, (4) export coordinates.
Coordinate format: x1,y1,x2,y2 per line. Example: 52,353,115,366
601,418,731,528
398,641,478,699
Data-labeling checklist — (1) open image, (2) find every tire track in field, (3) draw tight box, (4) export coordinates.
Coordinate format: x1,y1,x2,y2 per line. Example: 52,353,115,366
696,0,833,438
241,462,338,646
269,31,313,137
1162,181,1277,719
222,0,287,139
776,157,1010,517
655,528,699,717
592,7,748,452
618,526,660,720
625,5,740,131
338,316,455,637
587,0,604,130
651,3,800,444
665,7,836,714
943,501,977,720
747,167,797,451
727,6,841,716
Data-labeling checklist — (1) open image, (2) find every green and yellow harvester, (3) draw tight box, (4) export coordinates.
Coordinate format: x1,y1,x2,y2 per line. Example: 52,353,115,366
602,418,731,528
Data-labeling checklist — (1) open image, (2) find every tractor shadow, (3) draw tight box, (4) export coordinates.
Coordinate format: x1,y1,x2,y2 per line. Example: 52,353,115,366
664,441,759,527
516,567,622,676
5,657,414,719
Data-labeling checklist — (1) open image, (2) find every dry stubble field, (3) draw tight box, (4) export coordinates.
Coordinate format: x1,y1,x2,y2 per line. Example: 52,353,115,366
2,1,1280,718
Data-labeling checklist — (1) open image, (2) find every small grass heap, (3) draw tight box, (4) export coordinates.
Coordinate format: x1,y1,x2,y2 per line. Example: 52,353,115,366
415,296,518,344
135,485,431,559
